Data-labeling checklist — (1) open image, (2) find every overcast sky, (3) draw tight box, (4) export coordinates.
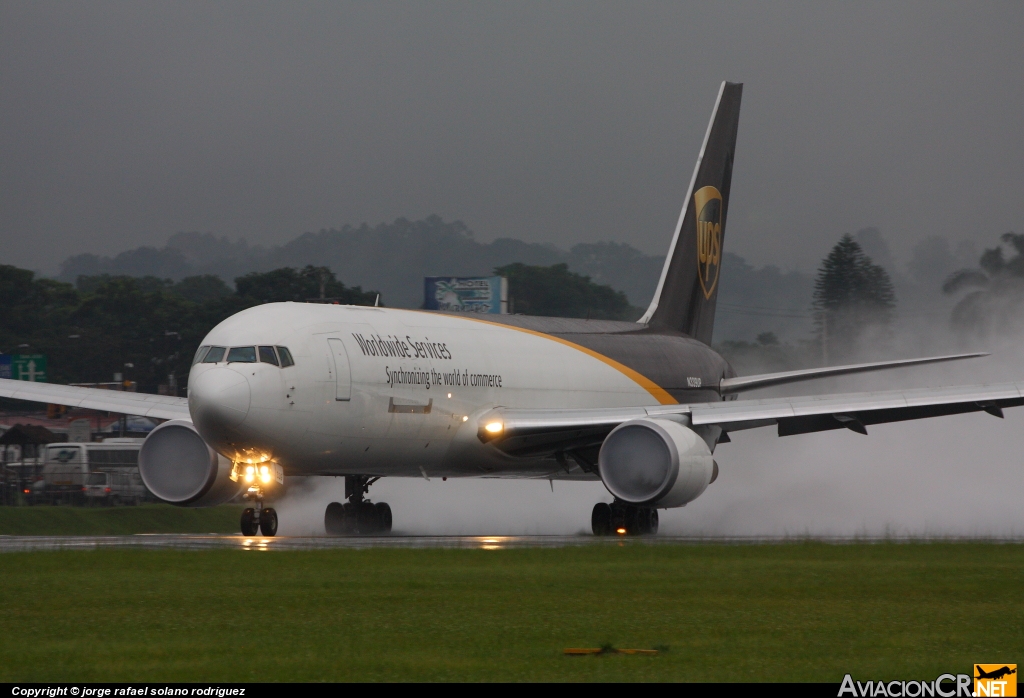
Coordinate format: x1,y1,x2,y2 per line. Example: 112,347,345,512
2,1,1022,275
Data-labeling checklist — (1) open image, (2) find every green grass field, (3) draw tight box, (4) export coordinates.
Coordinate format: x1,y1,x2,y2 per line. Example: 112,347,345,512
0,504,245,535
0,543,1021,681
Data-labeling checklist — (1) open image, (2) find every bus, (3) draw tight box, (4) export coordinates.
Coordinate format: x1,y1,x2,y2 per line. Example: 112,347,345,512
32,439,149,505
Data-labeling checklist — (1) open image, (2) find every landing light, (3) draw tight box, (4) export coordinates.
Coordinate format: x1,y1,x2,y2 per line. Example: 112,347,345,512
484,422,503,434
462,416,468,422
259,465,272,484
447,392,452,398
244,465,255,483
616,528,627,535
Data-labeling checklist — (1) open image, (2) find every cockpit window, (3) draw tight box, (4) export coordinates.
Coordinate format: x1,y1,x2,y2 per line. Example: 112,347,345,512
202,346,226,363
192,345,210,366
226,346,257,363
276,346,295,367
258,346,279,366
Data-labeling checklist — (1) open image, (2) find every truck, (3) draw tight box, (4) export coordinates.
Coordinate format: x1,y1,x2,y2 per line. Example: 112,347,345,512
82,470,146,506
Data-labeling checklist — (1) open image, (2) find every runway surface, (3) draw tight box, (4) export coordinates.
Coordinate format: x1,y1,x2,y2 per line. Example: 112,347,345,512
0,533,1021,552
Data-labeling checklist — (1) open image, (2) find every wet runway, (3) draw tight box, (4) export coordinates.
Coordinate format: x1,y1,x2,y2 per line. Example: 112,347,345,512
0,533,1020,552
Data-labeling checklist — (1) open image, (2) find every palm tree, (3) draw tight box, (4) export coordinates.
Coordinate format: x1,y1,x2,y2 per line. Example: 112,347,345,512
943,232,1024,338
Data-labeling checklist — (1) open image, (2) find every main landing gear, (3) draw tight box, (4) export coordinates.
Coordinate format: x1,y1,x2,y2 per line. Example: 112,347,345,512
240,484,278,537
591,500,658,536
324,475,393,536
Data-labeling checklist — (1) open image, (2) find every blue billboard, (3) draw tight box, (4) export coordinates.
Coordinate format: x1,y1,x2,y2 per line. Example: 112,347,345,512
0,355,10,380
424,276,508,314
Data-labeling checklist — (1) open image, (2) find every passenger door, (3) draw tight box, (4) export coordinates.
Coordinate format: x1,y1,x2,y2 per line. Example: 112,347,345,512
327,338,351,401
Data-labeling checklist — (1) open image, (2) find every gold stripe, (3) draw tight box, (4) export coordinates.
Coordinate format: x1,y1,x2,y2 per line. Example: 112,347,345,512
414,312,678,406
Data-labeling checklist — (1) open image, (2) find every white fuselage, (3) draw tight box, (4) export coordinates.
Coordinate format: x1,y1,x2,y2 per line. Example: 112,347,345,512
187,303,669,479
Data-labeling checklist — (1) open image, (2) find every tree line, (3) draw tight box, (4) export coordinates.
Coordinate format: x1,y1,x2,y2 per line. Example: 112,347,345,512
0,261,635,396
0,266,377,395
2,228,1016,397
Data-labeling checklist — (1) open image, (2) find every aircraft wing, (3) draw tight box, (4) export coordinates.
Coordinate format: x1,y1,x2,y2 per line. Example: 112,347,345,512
0,378,190,421
480,381,1024,457
690,381,1024,435
718,352,986,394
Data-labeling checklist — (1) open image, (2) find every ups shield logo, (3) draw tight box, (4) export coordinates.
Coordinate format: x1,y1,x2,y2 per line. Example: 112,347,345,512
694,185,723,299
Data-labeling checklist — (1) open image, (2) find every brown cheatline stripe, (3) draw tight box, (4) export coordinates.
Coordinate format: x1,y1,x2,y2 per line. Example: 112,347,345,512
405,310,677,406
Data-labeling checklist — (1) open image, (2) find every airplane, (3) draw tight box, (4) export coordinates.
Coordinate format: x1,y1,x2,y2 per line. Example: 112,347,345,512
3,81,1023,538
975,667,1016,681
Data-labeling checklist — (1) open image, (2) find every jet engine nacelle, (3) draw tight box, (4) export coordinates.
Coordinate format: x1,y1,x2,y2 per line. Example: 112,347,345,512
138,419,243,507
598,418,715,509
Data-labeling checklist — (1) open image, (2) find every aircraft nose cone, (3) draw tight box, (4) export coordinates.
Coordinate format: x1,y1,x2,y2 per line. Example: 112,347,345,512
189,367,251,431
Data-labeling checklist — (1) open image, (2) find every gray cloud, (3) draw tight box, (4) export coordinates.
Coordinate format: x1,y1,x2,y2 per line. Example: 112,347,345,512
2,2,1023,275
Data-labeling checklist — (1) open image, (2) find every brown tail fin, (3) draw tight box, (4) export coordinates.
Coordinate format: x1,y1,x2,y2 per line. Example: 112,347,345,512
639,82,742,344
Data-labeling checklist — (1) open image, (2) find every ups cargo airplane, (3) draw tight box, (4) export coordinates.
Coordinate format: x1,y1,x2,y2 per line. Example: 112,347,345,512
2,82,1021,537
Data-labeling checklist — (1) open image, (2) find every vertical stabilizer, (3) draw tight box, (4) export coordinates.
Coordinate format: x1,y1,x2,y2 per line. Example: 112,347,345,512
639,82,742,344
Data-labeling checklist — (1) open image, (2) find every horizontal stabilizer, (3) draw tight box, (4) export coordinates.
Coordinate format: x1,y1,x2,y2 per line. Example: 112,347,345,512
718,353,988,394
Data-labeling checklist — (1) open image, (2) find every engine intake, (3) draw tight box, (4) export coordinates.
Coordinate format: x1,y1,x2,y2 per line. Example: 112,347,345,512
138,420,243,507
598,418,715,508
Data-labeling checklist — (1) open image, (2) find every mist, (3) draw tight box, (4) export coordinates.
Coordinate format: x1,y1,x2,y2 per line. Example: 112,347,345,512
270,406,1023,538
269,337,1024,538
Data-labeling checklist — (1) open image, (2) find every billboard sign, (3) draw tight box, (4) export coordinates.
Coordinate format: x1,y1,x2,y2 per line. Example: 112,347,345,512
68,419,92,443
424,276,508,314
12,354,47,382
0,355,10,379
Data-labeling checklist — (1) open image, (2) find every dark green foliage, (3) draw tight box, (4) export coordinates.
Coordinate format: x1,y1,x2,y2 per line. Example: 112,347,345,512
813,235,896,360
943,231,1024,337
496,262,639,320
235,265,377,305
167,275,233,304
0,265,379,394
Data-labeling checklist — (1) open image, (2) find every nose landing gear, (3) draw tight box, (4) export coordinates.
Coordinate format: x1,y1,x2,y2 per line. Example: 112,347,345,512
325,475,392,535
591,500,658,536
240,485,278,536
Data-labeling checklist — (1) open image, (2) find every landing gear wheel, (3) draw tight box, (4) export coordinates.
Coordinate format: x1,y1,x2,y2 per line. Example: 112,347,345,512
341,502,358,534
375,502,393,533
240,508,258,536
635,507,659,535
326,476,391,535
259,507,278,536
591,502,612,536
325,501,345,536
623,506,641,534
357,501,380,534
